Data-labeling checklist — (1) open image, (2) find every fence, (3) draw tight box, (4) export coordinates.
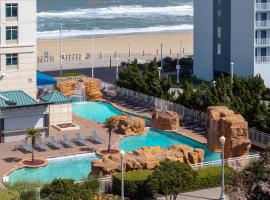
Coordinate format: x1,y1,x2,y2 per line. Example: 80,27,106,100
100,81,270,149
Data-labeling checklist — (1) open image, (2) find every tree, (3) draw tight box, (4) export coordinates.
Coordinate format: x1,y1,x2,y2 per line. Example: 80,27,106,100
105,117,118,152
26,128,41,163
148,159,197,200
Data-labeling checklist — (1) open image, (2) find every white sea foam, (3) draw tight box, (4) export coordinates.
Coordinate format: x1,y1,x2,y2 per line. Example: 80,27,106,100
37,5,193,19
37,24,193,39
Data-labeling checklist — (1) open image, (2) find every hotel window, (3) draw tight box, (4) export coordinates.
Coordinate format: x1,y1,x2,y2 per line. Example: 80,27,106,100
6,26,18,41
217,44,222,55
217,27,221,38
6,54,18,69
5,3,18,18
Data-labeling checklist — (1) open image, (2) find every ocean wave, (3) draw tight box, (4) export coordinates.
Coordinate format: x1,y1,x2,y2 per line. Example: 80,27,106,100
37,5,193,19
37,25,193,39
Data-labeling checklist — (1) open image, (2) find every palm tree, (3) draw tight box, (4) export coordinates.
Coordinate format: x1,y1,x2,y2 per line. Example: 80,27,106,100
105,117,118,152
26,128,41,163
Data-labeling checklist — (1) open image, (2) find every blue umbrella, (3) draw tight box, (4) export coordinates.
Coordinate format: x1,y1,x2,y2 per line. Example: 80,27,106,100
37,71,56,86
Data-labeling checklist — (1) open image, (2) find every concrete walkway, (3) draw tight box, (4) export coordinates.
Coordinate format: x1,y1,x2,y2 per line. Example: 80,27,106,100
156,187,228,200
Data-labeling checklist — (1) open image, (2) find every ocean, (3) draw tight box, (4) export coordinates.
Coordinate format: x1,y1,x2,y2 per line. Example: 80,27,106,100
37,0,193,39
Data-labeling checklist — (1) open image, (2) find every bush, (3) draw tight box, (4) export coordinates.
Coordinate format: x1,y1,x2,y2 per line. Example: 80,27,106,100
112,170,152,199
61,72,83,77
193,166,234,190
0,188,20,200
41,178,99,200
148,159,197,200
7,181,43,200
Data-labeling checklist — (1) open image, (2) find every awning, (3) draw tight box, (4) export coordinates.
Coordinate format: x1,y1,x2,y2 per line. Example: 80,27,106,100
37,71,56,86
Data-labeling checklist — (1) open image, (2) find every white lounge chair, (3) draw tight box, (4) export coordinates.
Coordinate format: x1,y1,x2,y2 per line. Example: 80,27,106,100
89,130,104,144
74,133,87,145
36,138,48,150
62,134,75,147
49,136,62,149
21,139,32,153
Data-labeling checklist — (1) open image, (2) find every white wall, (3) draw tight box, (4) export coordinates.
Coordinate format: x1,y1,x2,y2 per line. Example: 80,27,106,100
255,63,270,87
193,0,214,81
231,0,255,77
0,106,48,131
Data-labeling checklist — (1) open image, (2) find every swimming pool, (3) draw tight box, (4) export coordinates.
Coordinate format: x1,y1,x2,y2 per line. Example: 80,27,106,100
72,101,150,123
120,128,221,162
7,153,99,184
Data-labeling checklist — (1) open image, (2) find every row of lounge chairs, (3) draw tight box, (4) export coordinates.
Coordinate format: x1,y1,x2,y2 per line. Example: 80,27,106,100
20,131,105,153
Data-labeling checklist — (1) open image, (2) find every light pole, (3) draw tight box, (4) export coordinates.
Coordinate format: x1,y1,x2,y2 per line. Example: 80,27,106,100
176,54,180,84
120,150,125,200
59,24,63,76
128,40,131,63
160,43,164,71
179,39,182,58
116,57,119,80
230,62,234,87
158,66,161,79
91,31,95,78
219,135,226,200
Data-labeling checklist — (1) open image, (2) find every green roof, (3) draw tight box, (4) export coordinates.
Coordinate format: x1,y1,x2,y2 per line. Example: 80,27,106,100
0,90,41,108
40,90,71,104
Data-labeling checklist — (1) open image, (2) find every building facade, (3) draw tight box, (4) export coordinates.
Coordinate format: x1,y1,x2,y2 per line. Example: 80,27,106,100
194,0,270,87
0,0,37,98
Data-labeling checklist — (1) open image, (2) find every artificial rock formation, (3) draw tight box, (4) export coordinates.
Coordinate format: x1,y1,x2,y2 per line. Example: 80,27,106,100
91,145,204,176
55,80,76,97
80,78,102,100
110,115,145,135
151,109,180,131
55,77,102,100
207,106,250,159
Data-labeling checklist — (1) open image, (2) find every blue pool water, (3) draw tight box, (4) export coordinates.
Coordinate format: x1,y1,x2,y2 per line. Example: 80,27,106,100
8,153,99,184
72,101,150,123
120,128,221,162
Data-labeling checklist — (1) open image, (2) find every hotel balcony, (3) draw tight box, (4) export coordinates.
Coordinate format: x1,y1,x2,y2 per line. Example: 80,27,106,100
256,3,270,11
255,38,270,46
256,20,270,28
256,56,270,63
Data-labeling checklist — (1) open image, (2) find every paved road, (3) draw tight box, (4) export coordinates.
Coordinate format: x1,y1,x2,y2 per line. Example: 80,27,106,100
156,187,229,200
42,66,122,83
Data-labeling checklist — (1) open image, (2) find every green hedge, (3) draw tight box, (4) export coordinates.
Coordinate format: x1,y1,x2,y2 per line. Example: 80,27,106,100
112,170,152,199
61,72,83,77
193,166,234,190
112,166,234,199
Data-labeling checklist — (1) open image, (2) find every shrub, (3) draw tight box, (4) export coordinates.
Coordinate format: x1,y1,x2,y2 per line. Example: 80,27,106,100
61,72,83,77
148,159,197,200
112,170,152,199
40,178,98,200
193,166,234,190
7,181,43,200
0,188,20,200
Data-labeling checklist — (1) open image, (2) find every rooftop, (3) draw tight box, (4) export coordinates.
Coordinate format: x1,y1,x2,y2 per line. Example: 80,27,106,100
40,90,71,104
0,90,48,109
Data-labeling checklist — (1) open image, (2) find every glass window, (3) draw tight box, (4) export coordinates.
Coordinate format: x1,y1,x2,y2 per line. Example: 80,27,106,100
6,26,18,40
6,54,18,66
6,4,18,17
217,44,222,55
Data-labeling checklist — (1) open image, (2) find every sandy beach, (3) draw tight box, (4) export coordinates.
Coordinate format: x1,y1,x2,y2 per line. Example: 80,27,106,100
37,32,193,62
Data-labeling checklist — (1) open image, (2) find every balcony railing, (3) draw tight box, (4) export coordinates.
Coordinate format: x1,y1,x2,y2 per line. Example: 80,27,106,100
256,56,270,63
256,3,270,11
255,38,270,45
256,20,270,28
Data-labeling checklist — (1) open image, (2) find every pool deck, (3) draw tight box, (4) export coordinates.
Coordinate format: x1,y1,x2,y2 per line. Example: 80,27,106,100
0,98,208,186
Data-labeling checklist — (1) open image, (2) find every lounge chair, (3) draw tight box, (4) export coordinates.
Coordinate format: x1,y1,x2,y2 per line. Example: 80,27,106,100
62,134,75,147
74,133,87,145
20,139,32,153
36,138,48,151
89,130,104,144
49,136,63,149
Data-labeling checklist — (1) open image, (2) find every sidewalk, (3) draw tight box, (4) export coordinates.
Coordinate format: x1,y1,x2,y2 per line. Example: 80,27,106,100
155,187,229,200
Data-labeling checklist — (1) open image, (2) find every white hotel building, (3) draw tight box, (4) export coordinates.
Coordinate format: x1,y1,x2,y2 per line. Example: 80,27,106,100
194,0,270,87
0,0,72,143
